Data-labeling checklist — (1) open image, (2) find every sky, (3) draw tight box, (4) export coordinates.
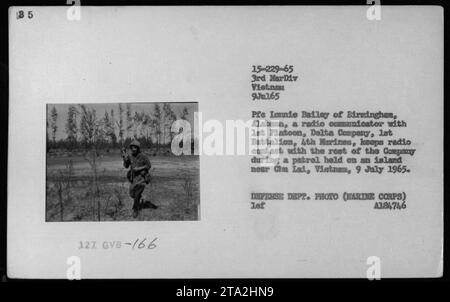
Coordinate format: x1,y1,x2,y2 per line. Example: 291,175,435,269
47,102,198,140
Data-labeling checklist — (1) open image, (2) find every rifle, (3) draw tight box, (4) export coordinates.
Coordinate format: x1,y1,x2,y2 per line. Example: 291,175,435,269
121,146,128,159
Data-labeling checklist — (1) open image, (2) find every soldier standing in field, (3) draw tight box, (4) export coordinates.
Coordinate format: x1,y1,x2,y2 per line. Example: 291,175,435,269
122,140,157,218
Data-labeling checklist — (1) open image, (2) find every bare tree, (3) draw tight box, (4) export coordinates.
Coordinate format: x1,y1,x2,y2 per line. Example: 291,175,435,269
180,106,189,120
133,111,145,139
54,159,74,221
110,109,117,147
176,106,190,136
46,115,50,147
79,105,104,148
126,103,133,140
103,110,117,147
142,112,153,146
163,103,177,145
153,104,162,150
78,104,106,221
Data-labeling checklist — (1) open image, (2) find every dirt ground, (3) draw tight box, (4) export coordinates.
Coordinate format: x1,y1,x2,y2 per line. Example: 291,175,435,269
46,152,200,221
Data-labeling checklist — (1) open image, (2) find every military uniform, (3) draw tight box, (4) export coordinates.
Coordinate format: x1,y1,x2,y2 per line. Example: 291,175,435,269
123,141,152,212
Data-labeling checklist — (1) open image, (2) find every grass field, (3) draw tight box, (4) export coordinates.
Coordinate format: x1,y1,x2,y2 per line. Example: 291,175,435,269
46,152,200,221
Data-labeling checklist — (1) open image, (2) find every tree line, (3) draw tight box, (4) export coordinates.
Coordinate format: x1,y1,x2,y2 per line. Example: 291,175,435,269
47,103,191,152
